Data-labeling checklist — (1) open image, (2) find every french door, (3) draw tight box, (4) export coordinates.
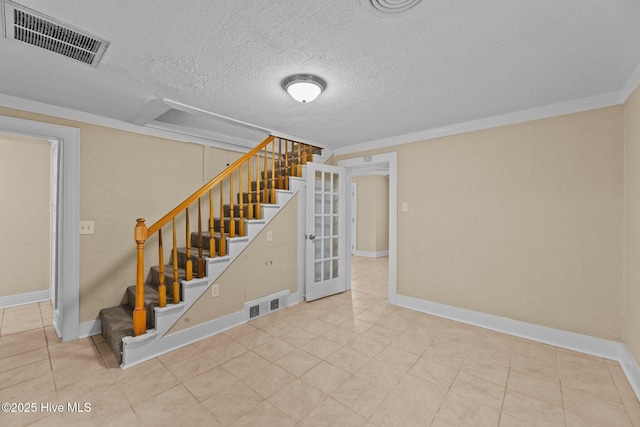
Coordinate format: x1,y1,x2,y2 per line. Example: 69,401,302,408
305,163,347,301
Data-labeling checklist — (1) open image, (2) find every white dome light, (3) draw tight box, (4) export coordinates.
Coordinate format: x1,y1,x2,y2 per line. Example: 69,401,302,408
282,74,326,103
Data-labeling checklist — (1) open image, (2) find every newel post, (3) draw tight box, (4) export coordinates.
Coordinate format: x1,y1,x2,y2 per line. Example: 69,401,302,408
133,218,148,336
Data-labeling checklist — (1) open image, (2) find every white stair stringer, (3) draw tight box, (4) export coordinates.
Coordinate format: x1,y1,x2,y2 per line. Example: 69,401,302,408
120,173,308,368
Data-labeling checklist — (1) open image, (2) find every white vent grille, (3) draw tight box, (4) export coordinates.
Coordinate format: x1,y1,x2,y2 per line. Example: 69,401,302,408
244,290,290,321
2,0,108,67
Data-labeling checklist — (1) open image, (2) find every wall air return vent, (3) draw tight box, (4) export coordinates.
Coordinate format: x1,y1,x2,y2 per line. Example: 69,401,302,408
2,0,109,67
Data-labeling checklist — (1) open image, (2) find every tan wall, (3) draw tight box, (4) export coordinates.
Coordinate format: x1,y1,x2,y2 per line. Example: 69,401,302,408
0,107,251,322
353,175,389,254
0,133,51,297
376,176,389,252
169,195,298,334
624,87,640,362
339,106,624,341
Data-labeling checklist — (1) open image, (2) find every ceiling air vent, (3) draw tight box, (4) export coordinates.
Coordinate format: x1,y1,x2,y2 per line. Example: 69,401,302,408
2,0,108,67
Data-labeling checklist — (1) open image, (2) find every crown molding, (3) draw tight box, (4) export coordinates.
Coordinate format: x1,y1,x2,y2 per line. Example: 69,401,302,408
335,91,624,155
622,62,640,103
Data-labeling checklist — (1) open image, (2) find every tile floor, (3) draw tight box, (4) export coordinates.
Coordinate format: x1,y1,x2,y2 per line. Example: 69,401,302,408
1,255,639,426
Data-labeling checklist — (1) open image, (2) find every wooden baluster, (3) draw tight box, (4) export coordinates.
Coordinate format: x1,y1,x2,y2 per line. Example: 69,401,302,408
158,228,166,308
133,219,147,336
307,144,314,162
197,199,204,278
263,145,268,203
218,183,226,256
297,142,302,177
185,208,193,281
247,157,253,220
229,171,236,238
302,144,308,166
278,138,283,190
172,218,180,304
238,164,245,237
284,139,290,190
255,152,262,220
271,139,276,204
209,189,215,258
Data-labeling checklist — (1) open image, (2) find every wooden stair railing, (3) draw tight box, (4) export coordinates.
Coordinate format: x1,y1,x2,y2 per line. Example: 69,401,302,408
132,135,320,336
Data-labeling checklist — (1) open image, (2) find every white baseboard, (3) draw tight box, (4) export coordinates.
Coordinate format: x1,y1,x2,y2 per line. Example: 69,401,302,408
121,292,301,369
395,294,640,401
0,290,50,308
354,250,389,258
78,319,101,339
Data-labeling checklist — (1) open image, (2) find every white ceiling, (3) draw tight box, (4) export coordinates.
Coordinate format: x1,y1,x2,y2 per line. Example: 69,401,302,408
1,0,640,150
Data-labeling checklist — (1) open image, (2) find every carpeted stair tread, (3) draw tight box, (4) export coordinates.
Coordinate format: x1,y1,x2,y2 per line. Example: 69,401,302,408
99,304,134,365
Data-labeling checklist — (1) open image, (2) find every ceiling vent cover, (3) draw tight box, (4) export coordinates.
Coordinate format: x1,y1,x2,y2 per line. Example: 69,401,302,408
2,0,108,67
360,0,423,17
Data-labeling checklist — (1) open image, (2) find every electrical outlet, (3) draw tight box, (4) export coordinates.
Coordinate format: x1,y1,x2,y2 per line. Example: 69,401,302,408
401,202,409,212
267,231,273,242
79,221,95,235
211,283,219,298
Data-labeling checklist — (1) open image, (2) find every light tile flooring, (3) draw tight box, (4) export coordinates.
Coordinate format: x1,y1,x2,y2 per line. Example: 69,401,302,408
1,256,640,426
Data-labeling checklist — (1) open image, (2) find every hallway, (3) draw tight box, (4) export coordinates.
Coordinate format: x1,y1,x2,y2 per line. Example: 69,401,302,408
0,256,639,426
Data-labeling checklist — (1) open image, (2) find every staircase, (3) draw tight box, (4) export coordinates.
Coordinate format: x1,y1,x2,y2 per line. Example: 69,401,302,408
99,137,322,367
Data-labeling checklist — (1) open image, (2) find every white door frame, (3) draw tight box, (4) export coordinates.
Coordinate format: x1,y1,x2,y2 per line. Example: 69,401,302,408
351,183,357,254
338,152,398,304
0,115,80,341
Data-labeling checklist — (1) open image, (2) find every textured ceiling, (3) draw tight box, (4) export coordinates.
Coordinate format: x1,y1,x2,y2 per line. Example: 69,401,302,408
1,0,640,149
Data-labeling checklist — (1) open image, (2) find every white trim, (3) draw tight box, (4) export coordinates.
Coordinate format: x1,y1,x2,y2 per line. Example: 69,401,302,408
338,152,398,304
335,92,623,155
121,290,302,369
0,94,323,153
78,319,101,339
396,294,640,401
351,183,357,255
620,345,640,399
354,250,389,257
122,310,246,369
0,115,79,342
622,62,640,102
0,290,50,309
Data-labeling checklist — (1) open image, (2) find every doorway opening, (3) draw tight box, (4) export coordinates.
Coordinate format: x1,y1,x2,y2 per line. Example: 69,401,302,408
0,115,79,341
338,152,398,304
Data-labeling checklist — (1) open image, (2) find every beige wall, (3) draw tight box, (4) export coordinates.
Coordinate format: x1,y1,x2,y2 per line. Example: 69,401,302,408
0,133,51,297
339,106,624,341
0,107,251,322
624,87,640,362
353,175,389,254
169,195,298,334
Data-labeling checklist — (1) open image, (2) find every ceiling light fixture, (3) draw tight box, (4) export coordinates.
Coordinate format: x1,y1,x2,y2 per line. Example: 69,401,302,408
282,74,326,103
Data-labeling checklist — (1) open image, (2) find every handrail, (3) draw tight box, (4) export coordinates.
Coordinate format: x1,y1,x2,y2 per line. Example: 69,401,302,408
131,134,321,336
147,135,276,236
